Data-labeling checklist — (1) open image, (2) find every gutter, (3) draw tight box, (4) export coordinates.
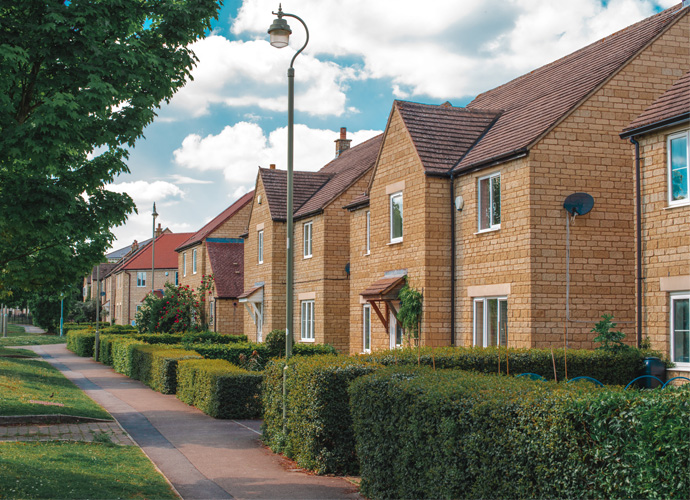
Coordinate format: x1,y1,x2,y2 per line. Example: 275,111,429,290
630,136,643,348
621,113,690,139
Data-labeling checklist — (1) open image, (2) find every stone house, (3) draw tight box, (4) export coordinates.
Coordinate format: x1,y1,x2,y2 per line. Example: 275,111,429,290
621,69,690,378
240,130,382,350
348,4,690,354
175,191,253,334
111,231,192,326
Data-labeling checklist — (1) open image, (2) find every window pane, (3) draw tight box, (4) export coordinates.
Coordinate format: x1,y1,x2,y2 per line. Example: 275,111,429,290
363,306,371,351
673,298,689,363
671,136,689,201
492,175,501,226
479,178,490,229
499,299,508,347
474,301,484,346
488,299,498,346
391,194,403,240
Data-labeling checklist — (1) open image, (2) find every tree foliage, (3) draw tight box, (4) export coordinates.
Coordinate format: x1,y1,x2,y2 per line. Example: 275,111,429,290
0,0,220,298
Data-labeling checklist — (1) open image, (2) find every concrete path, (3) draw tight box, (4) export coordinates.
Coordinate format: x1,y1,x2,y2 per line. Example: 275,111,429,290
16,344,361,500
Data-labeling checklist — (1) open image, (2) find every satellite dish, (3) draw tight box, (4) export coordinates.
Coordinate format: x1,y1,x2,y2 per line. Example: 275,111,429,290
563,192,594,216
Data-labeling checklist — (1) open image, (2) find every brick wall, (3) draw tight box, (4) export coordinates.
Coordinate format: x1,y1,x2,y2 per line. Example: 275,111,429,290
113,269,176,326
214,298,244,336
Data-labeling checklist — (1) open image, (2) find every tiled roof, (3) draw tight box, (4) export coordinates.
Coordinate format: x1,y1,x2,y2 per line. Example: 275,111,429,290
90,263,117,280
260,169,332,221
121,232,194,270
238,284,263,300
175,191,254,252
361,276,406,300
454,4,688,172
207,242,244,299
395,101,500,175
622,69,690,135
295,134,383,218
343,193,370,211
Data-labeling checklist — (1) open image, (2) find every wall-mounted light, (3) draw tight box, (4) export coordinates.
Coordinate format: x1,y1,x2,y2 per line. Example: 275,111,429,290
454,195,464,211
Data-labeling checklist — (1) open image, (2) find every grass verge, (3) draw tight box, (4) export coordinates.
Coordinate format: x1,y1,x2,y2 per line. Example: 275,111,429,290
0,356,111,419
0,441,178,499
0,346,39,358
0,325,66,347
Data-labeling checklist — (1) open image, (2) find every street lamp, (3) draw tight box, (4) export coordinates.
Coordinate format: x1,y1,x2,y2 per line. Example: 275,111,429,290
268,3,309,362
151,202,158,295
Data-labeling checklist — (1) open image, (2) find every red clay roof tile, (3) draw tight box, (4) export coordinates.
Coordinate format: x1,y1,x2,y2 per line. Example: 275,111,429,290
121,233,194,270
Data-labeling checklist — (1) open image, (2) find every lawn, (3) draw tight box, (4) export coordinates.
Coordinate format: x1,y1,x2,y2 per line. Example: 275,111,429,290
0,355,111,419
0,441,178,499
0,324,67,346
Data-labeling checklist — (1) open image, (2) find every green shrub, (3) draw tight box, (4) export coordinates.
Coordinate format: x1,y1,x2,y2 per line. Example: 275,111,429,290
292,343,338,357
360,345,647,386
191,343,271,368
129,345,202,394
177,359,262,418
66,330,95,357
111,338,147,377
133,332,247,345
349,367,689,500
262,355,379,475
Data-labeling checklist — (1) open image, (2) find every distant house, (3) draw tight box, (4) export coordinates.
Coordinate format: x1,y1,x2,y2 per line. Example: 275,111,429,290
175,191,253,335
110,231,193,326
240,130,381,350
621,69,690,378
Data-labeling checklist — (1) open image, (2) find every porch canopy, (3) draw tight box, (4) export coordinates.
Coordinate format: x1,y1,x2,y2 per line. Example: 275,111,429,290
238,285,263,325
360,275,406,331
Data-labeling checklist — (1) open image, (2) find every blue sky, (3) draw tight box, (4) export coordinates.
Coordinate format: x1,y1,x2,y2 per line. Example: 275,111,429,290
106,0,677,250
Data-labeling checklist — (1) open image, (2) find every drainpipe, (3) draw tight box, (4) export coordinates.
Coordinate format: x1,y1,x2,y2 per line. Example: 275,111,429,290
450,172,456,346
631,136,642,348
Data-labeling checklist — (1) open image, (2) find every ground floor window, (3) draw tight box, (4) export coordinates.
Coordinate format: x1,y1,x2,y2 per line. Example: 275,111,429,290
473,297,508,347
301,300,315,341
363,305,371,353
390,309,403,349
671,293,689,366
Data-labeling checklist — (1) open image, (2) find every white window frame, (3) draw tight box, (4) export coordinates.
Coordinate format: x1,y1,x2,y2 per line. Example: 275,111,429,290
136,272,146,288
363,304,371,353
478,172,501,232
258,230,264,264
174,271,179,286
389,309,403,349
183,252,187,277
192,248,198,274
389,192,403,244
668,131,689,206
473,297,508,347
303,221,313,258
301,300,315,342
670,292,690,369
366,211,370,255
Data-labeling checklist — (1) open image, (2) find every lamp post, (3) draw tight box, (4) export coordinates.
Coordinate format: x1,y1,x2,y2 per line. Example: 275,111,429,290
151,203,158,295
268,3,309,362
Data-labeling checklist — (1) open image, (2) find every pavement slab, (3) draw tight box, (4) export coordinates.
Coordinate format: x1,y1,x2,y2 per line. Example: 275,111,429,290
13,343,361,500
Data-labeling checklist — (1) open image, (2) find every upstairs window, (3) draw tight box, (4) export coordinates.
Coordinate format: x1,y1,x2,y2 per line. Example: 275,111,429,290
136,272,147,288
390,192,403,243
192,248,198,274
258,230,264,264
478,172,501,231
303,221,313,258
669,131,689,205
175,271,179,286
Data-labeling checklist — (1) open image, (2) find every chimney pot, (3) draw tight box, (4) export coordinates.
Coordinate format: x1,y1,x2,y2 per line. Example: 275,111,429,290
340,127,347,139
270,163,276,170
334,127,352,158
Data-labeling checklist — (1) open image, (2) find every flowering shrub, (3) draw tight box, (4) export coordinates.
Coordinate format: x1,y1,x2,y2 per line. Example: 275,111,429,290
136,274,215,333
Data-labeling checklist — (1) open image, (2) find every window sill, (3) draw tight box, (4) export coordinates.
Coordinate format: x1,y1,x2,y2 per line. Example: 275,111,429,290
387,240,403,246
304,255,313,259
670,363,690,372
474,226,501,235
664,201,690,210
300,338,316,343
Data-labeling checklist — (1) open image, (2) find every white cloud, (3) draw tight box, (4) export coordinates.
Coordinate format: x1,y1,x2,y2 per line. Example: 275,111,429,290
106,180,184,203
172,122,382,185
233,0,671,99
169,174,213,185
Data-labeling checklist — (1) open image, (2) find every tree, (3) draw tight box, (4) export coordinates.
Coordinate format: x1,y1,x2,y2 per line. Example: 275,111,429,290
0,0,220,298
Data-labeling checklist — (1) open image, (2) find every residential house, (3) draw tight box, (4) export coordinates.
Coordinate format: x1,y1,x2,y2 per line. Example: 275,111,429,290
240,130,382,350
175,191,253,334
621,69,690,378
111,231,193,326
348,4,690,353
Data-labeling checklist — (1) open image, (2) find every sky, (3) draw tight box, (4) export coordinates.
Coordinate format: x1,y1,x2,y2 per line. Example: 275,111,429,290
105,0,678,251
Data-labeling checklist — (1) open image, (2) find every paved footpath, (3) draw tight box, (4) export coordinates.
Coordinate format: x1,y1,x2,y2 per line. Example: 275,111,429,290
11,343,361,500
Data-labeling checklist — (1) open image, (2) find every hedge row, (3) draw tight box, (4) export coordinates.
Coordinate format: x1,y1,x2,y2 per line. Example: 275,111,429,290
192,342,337,370
349,367,689,500
178,359,262,418
262,355,379,475
65,327,137,358
360,345,651,386
127,345,201,394
134,331,247,345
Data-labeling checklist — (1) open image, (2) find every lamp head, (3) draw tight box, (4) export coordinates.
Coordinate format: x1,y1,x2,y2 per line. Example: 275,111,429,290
152,202,158,218
268,4,291,48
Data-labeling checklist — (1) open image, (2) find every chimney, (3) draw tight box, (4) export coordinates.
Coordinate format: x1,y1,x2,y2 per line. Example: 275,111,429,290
269,164,276,170
334,127,351,158
155,223,163,237
441,101,453,108
131,240,138,252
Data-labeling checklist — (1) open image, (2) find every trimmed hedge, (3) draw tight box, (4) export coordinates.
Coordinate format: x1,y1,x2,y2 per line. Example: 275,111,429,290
262,355,379,475
361,345,650,385
192,342,338,369
177,359,262,418
66,330,95,357
129,345,202,394
111,338,148,377
134,331,247,345
349,367,689,500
